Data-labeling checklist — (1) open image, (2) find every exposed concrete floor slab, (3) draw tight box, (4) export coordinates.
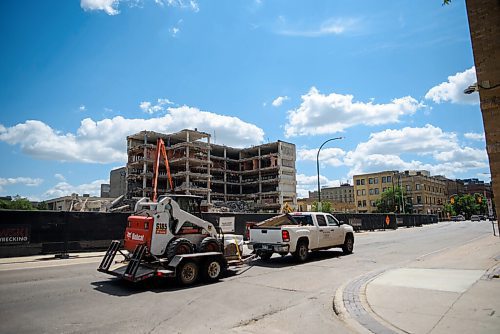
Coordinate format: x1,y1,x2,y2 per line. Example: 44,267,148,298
370,268,484,293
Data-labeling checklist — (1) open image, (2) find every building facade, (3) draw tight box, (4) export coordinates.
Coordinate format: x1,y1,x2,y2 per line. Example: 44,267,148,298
126,129,296,213
466,0,500,220
353,171,398,213
353,170,447,216
109,167,127,198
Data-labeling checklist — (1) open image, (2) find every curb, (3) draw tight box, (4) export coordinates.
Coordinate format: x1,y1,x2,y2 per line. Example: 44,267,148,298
333,270,406,334
333,281,372,334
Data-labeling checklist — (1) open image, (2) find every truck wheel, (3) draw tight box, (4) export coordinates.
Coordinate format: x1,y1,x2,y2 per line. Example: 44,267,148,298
177,261,199,285
199,237,222,253
342,234,354,254
201,258,224,282
166,238,194,259
259,251,272,261
293,241,309,262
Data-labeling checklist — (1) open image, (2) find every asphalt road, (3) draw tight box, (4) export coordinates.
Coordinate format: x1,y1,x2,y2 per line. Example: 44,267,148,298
0,220,494,334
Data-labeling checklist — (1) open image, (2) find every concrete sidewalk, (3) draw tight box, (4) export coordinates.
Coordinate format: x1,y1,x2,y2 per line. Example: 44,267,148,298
352,234,500,334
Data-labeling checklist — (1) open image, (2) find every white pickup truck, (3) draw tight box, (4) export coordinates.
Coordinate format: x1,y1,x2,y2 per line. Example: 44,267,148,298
248,212,354,262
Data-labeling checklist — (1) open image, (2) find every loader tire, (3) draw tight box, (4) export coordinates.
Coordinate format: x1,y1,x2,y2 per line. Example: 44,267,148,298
166,238,194,260
199,237,222,253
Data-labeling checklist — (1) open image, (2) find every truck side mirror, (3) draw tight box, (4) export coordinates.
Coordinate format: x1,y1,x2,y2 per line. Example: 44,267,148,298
339,221,345,225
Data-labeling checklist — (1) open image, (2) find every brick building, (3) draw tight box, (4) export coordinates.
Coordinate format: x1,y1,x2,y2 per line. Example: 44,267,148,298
466,0,500,220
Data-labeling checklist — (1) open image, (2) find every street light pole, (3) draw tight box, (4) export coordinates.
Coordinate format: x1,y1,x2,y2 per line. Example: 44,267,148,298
316,137,344,211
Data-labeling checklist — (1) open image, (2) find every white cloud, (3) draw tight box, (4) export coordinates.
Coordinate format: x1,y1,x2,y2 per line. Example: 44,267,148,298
81,0,120,15
54,174,66,181
0,105,265,164
285,87,423,137
79,105,86,112
278,18,359,37
297,147,346,167
0,177,43,193
296,124,489,180
81,0,199,15
464,132,485,141
139,98,174,114
424,66,479,105
296,173,340,198
343,125,488,178
162,0,199,12
272,96,289,107
42,179,108,199
170,27,180,37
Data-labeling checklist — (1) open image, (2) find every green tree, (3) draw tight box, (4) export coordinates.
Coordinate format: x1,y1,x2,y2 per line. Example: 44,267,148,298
452,194,485,219
36,201,48,210
312,201,332,213
443,202,456,217
0,196,36,210
375,186,412,213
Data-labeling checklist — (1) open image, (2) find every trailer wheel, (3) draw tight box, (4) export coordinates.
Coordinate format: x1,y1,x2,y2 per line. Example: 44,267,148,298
199,237,222,253
177,261,199,286
166,238,194,260
202,258,224,282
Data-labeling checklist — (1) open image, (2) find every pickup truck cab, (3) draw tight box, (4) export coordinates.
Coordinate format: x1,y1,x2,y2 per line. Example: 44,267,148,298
248,212,354,262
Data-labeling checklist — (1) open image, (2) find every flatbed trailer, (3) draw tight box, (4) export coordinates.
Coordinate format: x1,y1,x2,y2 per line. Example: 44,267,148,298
98,240,254,285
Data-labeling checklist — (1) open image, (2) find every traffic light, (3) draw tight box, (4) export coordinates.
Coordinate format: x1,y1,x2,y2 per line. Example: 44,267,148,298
477,196,482,204
450,197,455,204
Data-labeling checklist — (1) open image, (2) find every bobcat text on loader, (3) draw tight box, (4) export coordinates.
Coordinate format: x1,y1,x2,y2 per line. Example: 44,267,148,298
98,194,244,286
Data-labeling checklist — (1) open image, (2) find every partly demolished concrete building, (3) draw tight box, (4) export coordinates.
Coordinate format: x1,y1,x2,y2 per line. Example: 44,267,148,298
126,129,297,213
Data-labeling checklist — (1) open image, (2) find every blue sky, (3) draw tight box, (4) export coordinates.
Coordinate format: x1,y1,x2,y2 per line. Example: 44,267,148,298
0,0,489,200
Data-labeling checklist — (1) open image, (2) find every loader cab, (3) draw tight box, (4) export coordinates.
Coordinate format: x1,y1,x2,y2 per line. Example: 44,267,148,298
157,194,203,216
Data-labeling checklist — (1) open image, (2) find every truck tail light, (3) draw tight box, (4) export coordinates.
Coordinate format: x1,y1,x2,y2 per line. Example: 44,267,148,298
282,230,290,242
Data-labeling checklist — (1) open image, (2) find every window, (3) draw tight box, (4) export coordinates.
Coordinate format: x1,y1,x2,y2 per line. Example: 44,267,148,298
369,189,374,195
382,176,387,183
417,196,422,204
370,201,376,207
362,200,367,207
369,178,374,184
416,184,421,190
356,190,360,196
361,179,365,185
406,185,411,191
327,215,339,226
387,176,392,182
374,177,379,184
316,215,327,226
362,189,366,195
383,187,387,192
358,200,362,207
356,179,361,185
375,188,380,194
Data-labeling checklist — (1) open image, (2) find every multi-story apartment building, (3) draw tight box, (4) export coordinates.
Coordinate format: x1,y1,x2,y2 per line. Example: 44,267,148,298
308,183,354,203
353,170,447,216
399,171,447,216
126,129,296,213
435,176,465,199
353,171,397,213
308,183,356,212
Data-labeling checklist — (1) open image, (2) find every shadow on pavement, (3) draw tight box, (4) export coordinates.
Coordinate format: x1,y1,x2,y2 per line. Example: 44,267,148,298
91,275,225,296
250,249,346,268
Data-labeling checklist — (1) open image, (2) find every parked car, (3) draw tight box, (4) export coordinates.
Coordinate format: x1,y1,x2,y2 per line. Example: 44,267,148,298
470,215,481,221
451,215,465,221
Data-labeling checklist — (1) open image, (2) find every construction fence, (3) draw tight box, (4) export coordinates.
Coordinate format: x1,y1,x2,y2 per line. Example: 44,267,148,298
0,210,438,257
